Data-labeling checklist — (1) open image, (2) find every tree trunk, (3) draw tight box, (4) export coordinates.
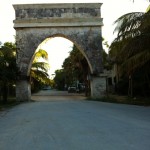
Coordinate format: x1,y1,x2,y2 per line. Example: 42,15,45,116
2,84,8,104
0,87,1,101
128,75,133,97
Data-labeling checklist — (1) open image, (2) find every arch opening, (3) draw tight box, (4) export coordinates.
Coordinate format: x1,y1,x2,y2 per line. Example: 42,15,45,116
28,36,91,96
27,34,94,77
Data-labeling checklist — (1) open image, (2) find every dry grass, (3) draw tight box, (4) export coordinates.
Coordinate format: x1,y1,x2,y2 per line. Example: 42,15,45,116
88,94,150,106
0,98,19,111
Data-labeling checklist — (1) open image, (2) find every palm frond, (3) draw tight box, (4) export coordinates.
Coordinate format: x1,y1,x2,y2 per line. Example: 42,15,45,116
34,49,48,62
30,69,49,84
110,9,150,78
114,12,144,39
146,5,150,12
32,62,50,72
140,11,150,31
120,49,150,75
120,30,150,58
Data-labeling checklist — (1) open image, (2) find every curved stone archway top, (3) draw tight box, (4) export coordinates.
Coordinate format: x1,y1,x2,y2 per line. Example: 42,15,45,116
13,3,105,101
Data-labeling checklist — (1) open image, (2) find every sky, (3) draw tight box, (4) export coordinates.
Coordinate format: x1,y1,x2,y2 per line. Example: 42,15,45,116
0,0,149,75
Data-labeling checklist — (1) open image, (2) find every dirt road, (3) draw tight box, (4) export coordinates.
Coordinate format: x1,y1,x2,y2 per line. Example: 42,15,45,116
0,90,150,150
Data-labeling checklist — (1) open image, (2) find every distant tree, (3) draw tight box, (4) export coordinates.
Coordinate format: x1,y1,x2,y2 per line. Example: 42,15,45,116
54,45,90,94
62,45,89,87
54,69,66,90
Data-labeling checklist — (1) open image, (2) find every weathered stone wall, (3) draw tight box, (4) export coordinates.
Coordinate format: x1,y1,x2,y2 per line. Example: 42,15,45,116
13,3,103,28
14,3,101,20
90,76,106,98
16,80,31,101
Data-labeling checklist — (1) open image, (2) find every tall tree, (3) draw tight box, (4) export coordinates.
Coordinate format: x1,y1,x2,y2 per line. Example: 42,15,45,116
109,7,150,96
0,42,16,103
54,45,90,92
54,69,66,90
62,45,89,86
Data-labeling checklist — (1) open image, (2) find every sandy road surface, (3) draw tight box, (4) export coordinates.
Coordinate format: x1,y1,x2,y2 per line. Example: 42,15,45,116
31,89,86,101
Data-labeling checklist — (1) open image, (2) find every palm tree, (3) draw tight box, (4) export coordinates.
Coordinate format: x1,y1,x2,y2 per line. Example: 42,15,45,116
109,6,150,96
30,49,50,91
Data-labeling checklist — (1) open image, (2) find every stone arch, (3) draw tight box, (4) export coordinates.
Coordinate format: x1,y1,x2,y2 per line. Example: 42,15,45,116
13,3,106,101
27,33,93,76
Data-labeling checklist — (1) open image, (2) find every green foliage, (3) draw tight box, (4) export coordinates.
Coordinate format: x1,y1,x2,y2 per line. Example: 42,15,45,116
111,9,150,75
0,42,51,96
54,69,66,90
0,42,17,103
63,45,89,84
109,7,150,97
30,49,50,92
102,49,111,70
87,94,150,106
54,45,89,91
0,100,19,111
33,49,48,62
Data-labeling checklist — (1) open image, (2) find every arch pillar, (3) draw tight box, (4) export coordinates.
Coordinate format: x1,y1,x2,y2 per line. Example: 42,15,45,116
16,76,31,101
16,80,31,101
90,75,106,98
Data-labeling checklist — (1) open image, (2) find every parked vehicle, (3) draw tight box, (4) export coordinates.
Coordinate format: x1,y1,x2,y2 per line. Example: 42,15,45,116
42,86,51,90
68,86,76,93
68,83,85,93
